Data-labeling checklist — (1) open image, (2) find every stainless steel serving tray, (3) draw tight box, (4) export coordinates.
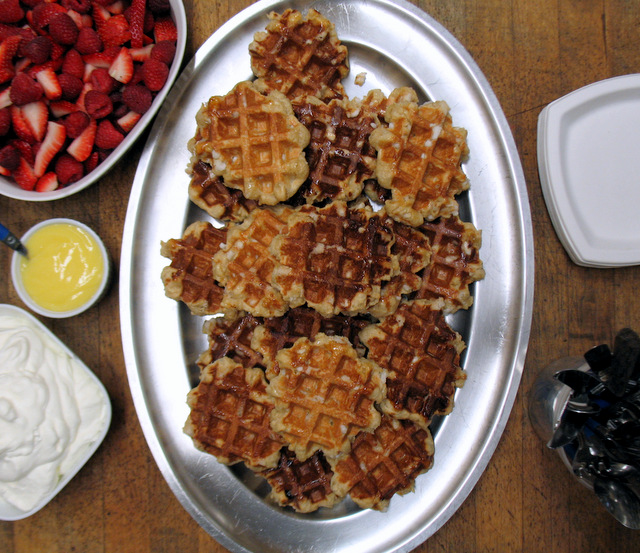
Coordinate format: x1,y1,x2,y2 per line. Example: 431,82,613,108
119,1,534,552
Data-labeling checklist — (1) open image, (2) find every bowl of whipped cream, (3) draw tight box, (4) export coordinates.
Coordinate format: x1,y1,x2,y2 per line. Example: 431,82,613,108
0,304,111,520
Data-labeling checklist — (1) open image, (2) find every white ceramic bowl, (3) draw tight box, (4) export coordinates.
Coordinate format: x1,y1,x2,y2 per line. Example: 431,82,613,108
0,304,112,521
0,0,187,201
11,218,111,318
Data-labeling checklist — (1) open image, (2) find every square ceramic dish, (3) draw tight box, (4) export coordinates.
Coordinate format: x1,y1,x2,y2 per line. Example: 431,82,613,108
538,74,640,268
0,304,112,521
0,0,187,201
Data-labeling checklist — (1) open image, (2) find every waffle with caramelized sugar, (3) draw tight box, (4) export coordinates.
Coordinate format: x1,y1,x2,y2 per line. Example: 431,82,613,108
188,160,258,223
259,448,340,512
249,9,349,102
292,91,384,203
330,414,434,511
160,221,227,316
360,298,466,430
267,333,386,461
197,313,264,372
369,93,469,227
188,81,310,205
271,201,399,317
212,206,294,317
416,215,485,313
185,357,285,468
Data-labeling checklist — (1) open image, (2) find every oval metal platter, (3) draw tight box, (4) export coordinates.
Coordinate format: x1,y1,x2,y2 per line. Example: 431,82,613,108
120,1,534,552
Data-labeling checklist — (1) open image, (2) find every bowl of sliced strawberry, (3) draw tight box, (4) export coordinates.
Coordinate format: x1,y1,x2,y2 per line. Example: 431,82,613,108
0,0,185,200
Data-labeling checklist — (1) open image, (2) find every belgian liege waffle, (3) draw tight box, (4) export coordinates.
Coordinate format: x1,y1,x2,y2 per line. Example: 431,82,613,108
360,298,466,430
267,333,386,461
188,81,310,205
271,201,400,317
160,221,227,316
330,414,434,510
184,357,284,468
165,7,487,513
249,9,349,102
259,448,340,512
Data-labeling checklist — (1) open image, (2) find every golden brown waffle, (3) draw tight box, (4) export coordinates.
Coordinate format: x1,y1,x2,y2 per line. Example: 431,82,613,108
249,9,349,102
370,94,469,227
259,448,341,512
292,91,384,203
250,306,370,379
370,218,432,318
188,81,310,205
212,206,293,317
197,314,264,371
160,221,227,316
188,160,258,223
330,414,434,510
360,298,466,429
271,201,399,317
416,215,485,313
267,333,386,461
184,357,285,468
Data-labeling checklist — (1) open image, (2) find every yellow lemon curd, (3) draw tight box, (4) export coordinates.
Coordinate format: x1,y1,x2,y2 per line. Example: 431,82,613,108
20,223,105,313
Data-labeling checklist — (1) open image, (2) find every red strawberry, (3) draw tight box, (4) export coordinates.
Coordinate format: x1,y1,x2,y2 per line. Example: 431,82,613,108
58,72,83,100
0,143,19,170
10,72,43,105
21,100,48,141
84,88,111,118
55,153,83,184
35,171,59,192
108,46,132,83
140,57,167,91
0,34,22,84
49,99,80,117
127,0,145,48
116,109,139,132
22,35,53,64
0,0,24,24
34,120,66,176
95,118,122,149
9,138,34,164
35,67,62,100
121,82,150,113
74,25,102,54
89,66,115,93
99,13,130,47
11,104,35,142
150,40,175,64
0,106,10,134
62,109,89,137
154,16,177,43
62,0,91,14
67,116,95,161
13,156,37,190
91,2,111,32
62,48,84,78
49,12,79,45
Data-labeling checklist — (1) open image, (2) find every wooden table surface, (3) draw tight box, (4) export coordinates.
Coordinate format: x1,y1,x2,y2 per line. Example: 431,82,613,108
2,1,640,551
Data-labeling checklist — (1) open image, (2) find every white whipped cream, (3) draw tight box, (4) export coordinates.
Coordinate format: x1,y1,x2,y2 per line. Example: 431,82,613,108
0,310,109,514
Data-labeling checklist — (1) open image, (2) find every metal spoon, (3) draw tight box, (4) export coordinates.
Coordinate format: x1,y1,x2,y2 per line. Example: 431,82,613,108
593,476,640,529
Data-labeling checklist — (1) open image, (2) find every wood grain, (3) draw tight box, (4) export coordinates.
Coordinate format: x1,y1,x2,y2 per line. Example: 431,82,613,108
2,1,640,552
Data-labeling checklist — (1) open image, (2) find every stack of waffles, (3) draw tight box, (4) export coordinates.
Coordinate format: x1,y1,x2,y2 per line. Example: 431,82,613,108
161,8,485,513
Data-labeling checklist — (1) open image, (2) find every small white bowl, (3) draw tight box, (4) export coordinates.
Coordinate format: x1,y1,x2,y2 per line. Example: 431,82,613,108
0,304,112,521
11,218,111,318
0,0,187,201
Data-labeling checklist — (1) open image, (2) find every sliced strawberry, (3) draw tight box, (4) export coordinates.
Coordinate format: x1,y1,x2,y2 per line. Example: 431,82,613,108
75,80,92,110
154,16,177,43
91,2,111,34
83,47,118,68
49,99,79,117
26,58,63,79
116,109,140,132
35,171,59,192
0,105,10,134
35,66,62,100
0,164,9,176
34,120,66,176
108,46,132,83
0,87,12,109
62,0,91,14
9,138,34,164
128,0,145,48
106,0,125,15
67,117,95,161
13,157,37,190
130,44,153,62
0,34,22,84
83,149,99,173
21,100,48,141
99,13,130,47
11,105,35,142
